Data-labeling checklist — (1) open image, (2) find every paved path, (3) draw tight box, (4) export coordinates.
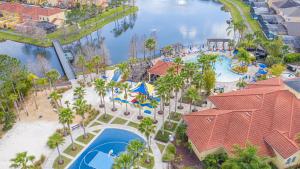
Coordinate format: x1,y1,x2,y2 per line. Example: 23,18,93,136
226,0,253,34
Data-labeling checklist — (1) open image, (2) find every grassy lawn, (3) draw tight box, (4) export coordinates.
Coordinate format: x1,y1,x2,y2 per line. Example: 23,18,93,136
111,117,128,125
127,121,139,129
76,133,95,145
93,129,102,133
155,130,172,143
98,114,114,123
138,155,154,169
169,112,182,122
90,121,102,127
52,155,71,169
164,121,178,132
156,142,166,153
63,143,84,157
0,6,138,47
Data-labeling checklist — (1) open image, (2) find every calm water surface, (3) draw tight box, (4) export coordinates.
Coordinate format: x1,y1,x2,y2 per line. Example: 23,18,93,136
0,0,231,76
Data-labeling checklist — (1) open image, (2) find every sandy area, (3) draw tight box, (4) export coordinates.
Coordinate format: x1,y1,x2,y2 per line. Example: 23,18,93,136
0,121,60,169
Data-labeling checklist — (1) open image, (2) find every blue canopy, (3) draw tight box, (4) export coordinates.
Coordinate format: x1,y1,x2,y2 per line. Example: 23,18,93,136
259,63,267,69
131,82,149,95
257,69,268,75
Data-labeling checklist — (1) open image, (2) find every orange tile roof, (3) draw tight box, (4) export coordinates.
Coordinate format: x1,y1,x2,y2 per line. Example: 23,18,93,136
0,3,63,21
148,60,181,76
184,78,300,159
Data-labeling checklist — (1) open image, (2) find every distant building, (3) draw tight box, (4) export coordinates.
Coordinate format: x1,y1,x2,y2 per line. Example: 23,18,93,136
0,2,65,27
184,78,300,169
148,60,181,82
26,0,108,8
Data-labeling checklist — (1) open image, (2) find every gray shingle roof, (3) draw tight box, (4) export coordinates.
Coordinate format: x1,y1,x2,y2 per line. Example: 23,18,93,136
273,0,300,8
284,78,300,92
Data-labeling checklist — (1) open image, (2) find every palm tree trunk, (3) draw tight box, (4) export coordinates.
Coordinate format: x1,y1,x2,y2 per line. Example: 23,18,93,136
189,103,192,112
81,118,87,138
68,124,76,150
174,91,178,113
154,108,157,122
56,145,63,164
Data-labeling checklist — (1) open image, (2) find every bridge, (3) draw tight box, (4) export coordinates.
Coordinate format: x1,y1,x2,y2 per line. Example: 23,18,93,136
52,40,76,80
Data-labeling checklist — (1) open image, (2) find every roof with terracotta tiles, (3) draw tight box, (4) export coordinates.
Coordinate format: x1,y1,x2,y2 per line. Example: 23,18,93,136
0,3,63,21
184,78,300,159
148,60,181,76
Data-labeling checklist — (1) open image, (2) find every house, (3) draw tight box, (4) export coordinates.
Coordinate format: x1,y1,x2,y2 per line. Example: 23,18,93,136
251,7,273,19
251,1,269,8
261,23,287,39
284,22,300,36
282,35,300,52
271,0,300,15
281,6,300,22
148,60,181,82
184,78,300,169
0,2,65,27
258,14,284,24
26,0,108,8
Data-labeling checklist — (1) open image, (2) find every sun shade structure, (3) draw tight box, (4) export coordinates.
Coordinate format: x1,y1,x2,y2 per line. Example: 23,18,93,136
131,82,154,95
183,78,300,168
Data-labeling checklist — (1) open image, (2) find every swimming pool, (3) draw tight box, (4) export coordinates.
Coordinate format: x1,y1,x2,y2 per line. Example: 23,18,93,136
184,55,243,82
68,128,144,169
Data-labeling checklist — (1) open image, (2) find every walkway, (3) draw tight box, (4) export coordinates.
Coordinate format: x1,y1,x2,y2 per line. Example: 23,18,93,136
52,40,76,80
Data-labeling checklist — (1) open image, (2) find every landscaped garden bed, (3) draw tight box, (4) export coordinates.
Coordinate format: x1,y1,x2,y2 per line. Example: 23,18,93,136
169,112,182,122
164,121,178,132
76,133,95,144
155,130,172,143
127,121,139,129
111,117,128,125
138,155,154,169
63,143,84,157
53,155,71,169
98,114,113,123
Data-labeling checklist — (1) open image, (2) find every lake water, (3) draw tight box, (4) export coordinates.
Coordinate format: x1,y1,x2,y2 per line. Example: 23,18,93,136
0,0,231,76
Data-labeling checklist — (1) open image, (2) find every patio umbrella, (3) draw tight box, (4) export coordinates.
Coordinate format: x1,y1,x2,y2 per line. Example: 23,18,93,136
257,69,268,75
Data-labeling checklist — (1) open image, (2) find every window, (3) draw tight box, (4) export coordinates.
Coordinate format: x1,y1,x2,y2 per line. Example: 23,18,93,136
286,158,291,165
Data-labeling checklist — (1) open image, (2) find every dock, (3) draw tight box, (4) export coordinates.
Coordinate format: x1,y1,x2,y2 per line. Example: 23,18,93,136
52,40,76,80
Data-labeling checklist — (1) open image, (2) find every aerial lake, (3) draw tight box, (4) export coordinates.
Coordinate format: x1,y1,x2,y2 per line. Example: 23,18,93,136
0,0,231,76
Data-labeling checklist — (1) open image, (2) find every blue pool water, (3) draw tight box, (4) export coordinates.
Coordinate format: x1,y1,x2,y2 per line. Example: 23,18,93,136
184,55,243,82
68,128,144,169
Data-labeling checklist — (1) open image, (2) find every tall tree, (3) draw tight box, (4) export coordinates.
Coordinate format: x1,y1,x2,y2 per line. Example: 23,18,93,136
45,69,60,90
49,91,62,109
58,107,76,150
145,38,156,58
10,152,35,169
113,152,133,169
186,86,201,112
107,81,118,111
47,133,65,165
138,117,156,163
73,98,89,138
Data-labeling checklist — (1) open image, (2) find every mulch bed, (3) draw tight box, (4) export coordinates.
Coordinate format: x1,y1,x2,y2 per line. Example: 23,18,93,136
173,141,203,169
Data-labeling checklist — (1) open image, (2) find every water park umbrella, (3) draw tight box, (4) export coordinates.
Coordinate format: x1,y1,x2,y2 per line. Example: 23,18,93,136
259,63,267,69
257,69,268,75
131,82,154,95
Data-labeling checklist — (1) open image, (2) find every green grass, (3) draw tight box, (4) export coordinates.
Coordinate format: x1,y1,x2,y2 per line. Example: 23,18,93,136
156,143,166,153
0,6,138,47
127,121,139,129
98,114,114,123
76,133,95,144
155,130,172,143
90,121,102,127
111,117,128,125
163,121,178,132
138,155,154,169
52,155,71,169
93,129,102,133
169,112,182,122
63,143,84,157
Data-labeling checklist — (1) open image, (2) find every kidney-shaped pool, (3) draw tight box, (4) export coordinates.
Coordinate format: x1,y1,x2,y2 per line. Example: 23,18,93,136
68,128,144,169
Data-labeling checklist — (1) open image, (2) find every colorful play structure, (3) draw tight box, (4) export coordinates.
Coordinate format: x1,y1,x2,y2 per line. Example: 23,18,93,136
113,82,160,115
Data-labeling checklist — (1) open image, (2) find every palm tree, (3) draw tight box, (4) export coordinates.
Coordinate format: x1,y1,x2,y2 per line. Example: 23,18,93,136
94,79,106,108
121,83,130,115
58,107,76,150
107,81,118,111
47,133,65,165
173,75,183,114
136,94,145,120
127,140,145,167
236,48,251,66
49,91,62,109
73,98,88,138
138,117,156,163
173,57,183,74
9,94,20,120
186,86,201,112
27,73,39,110
145,38,156,58
10,152,35,169
150,99,159,123
113,152,133,169
117,62,130,82
45,69,60,90
77,55,87,82
228,39,235,52
36,77,49,95
73,86,85,100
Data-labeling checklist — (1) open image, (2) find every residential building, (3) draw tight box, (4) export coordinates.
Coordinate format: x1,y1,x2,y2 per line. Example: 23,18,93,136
0,2,65,27
282,35,300,52
26,0,108,8
184,78,300,169
148,60,181,82
271,0,300,15
281,6,300,22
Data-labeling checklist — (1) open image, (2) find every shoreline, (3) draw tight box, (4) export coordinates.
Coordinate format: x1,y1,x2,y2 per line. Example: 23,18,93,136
0,6,138,47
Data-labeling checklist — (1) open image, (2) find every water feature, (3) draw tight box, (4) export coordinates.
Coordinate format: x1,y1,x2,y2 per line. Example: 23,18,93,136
0,0,231,76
